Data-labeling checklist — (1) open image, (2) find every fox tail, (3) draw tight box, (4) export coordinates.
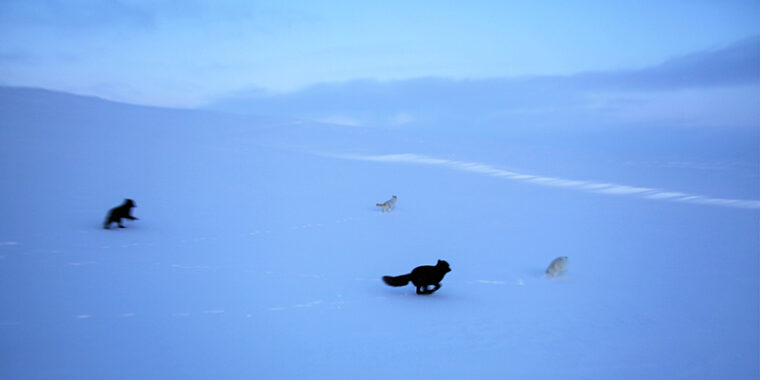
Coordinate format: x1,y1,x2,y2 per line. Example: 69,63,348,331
382,274,411,287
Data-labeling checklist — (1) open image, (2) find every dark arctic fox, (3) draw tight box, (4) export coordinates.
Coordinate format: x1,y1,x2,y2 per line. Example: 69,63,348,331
104,199,138,229
383,260,451,295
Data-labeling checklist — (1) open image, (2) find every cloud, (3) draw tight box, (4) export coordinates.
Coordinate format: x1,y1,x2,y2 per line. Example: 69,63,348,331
576,35,760,91
0,49,36,64
0,1,319,37
0,0,155,31
209,36,760,130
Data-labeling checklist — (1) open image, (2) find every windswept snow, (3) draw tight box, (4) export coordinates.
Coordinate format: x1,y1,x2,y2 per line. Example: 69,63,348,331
0,88,757,379
328,153,760,209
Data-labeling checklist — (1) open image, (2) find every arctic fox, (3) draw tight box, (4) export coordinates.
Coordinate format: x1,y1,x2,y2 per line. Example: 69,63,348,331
545,256,568,277
383,259,451,295
104,199,138,229
376,195,397,213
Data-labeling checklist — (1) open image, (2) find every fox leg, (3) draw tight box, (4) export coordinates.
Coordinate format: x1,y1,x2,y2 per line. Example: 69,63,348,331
416,284,440,295
416,285,433,295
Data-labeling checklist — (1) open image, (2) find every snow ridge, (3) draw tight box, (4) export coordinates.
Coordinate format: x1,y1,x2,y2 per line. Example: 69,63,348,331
328,153,760,210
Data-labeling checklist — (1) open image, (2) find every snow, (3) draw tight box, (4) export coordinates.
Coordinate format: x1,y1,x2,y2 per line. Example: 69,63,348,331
0,87,758,379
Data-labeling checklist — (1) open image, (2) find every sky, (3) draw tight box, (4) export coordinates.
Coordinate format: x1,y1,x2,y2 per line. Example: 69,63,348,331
210,35,760,132
0,0,759,108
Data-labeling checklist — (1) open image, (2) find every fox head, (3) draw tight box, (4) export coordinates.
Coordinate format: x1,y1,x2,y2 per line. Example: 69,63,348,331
437,259,451,273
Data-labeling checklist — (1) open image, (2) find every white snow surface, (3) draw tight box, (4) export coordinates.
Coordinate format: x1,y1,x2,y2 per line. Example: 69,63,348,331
0,88,758,379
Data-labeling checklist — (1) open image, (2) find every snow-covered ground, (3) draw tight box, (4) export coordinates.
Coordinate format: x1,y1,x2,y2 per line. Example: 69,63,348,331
0,87,757,379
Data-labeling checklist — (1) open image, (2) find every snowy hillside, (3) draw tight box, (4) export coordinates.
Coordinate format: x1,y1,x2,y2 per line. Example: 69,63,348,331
0,87,757,379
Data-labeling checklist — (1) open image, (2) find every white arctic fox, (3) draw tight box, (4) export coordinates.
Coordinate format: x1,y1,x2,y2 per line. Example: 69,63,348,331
376,195,397,213
545,256,568,277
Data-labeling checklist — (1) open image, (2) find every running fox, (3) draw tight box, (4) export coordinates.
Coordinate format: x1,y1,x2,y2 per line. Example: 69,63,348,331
376,195,397,213
104,199,138,229
383,260,451,295
545,256,568,277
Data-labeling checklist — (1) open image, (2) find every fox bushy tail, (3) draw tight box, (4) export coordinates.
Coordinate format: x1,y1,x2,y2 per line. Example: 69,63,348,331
382,273,412,287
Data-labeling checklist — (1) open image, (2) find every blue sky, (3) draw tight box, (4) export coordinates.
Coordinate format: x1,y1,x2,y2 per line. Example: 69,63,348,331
0,0,758,107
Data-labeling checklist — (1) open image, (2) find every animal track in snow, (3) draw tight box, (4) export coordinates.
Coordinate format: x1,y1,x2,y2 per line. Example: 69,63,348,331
470,279,525,286
68,261,96,266
171,264,210,270
268,299,324,312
